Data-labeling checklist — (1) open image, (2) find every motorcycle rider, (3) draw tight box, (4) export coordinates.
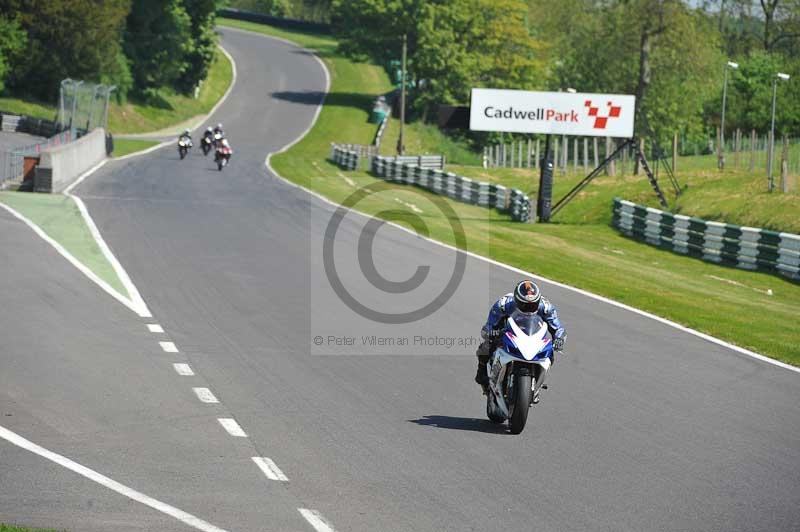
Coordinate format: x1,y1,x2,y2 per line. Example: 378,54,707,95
475,280,566,397
215,137,232,158
178,128,193,147
203,126,214,141
213,123,224,137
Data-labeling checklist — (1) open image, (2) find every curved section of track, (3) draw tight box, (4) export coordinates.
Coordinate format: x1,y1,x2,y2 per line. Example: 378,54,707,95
44,26,800,532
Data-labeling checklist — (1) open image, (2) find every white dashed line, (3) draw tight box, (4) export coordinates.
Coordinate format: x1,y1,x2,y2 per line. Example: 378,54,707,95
298,509,336,532
193,388,219,404
218,418,247,437
0,425,229,532
173,363,195,376
147,324,165,333
252,457,289,482
159,341,178,353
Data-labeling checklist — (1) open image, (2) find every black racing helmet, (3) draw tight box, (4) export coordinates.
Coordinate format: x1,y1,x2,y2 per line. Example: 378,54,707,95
514,280,541,313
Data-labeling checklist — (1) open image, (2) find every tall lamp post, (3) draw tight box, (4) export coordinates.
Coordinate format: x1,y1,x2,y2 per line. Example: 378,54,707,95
718,61,738,170
768,72,790,191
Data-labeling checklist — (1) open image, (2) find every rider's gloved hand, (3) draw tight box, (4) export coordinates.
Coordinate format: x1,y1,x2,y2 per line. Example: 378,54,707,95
553,336,565,352
481,326,502,340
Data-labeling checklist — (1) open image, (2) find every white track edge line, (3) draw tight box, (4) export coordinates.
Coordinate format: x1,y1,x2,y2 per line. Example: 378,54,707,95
0,201,144,316
298,508,336,532
252,457,289,482
65,187,151,317
0,425,229,532
256,26,798,376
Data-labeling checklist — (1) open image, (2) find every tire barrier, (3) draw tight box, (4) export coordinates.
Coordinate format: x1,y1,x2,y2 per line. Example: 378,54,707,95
372,155,531,222
1,112,60,137
612,198,800,282
330,144,360,170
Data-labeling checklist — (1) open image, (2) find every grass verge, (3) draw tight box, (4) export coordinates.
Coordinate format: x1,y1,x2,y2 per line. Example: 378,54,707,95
0,191,128,298
0,47,233,136
224,18,800,366
112,138,160,158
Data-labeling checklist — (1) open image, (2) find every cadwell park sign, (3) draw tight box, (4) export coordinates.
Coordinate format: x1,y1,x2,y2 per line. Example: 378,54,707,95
469,88,635,139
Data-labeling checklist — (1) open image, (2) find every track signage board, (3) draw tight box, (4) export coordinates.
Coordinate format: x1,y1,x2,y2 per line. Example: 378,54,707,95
469,88,635,138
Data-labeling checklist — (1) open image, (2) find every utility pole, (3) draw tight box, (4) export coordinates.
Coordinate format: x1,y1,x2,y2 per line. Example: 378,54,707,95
397,33,407,155
719,61,738,170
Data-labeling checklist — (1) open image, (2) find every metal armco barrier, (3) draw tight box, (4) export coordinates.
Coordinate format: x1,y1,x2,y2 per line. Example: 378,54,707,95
372,155,531,222
379,154,445,170
218,8,331,34
612,198,800,281
374,114,389,148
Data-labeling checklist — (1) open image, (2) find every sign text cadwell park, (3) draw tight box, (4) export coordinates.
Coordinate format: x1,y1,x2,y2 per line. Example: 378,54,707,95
469,88,635,139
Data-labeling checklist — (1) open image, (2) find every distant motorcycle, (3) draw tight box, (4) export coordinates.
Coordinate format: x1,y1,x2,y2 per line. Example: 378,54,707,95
201,135,213,156
177,136,193,159
213,131,224,147
215,145,232,171
484,309,555,434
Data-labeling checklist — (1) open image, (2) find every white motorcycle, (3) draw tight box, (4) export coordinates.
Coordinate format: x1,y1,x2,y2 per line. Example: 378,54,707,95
177,136,193,159
485,310,554,434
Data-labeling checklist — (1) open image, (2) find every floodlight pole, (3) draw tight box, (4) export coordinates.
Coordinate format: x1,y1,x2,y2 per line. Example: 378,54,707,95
768,73,790,191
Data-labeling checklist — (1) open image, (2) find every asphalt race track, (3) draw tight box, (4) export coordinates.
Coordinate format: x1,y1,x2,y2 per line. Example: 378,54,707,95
2,27,799,532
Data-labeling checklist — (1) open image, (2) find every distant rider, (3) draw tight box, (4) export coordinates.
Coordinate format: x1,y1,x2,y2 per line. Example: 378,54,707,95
203,126,214,141
178,128,193,147
475,280,566,388
213,123,224,137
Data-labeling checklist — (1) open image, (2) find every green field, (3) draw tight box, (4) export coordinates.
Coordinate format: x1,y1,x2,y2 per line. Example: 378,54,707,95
112,138,160,158
0,47,232,137
221,18,800,366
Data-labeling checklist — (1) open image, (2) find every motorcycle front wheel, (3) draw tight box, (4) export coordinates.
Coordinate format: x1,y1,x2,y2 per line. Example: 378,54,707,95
179,147,186,159
508,373,532,434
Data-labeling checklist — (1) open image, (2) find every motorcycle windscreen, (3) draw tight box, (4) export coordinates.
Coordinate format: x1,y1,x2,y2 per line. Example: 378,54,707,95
503,310,551,361
508,310,546,336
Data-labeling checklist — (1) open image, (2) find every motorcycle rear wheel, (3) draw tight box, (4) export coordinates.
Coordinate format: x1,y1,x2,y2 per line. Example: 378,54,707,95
508,373,532,434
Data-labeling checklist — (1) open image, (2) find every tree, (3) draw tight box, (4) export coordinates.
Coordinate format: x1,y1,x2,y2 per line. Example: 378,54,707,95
758,0,800,52
332,0,545,120
0,15,26,94
413,0,545,119
124,0,192,94
227,0,290,16
177,0,220,93
0,0,131,102
539,0,723,144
